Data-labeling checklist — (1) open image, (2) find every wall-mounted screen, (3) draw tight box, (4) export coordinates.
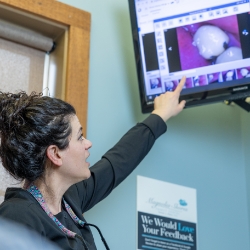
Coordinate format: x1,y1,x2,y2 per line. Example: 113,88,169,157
128,0,250,113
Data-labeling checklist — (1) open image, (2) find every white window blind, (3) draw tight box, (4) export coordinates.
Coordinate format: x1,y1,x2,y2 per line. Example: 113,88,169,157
0,19,54,52
0,19,55,202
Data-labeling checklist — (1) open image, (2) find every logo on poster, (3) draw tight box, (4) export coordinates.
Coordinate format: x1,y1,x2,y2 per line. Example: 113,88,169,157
148,198,188,212
179,199,188,206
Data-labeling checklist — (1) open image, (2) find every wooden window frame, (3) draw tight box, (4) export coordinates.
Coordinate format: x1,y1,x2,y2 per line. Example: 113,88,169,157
0,0,91,135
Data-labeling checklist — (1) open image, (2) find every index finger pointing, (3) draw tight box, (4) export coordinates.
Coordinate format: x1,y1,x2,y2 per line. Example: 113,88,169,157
175,76,186,93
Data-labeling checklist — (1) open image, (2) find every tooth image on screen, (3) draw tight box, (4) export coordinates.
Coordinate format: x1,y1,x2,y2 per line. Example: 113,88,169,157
193,25,229,59
239,68,250,78
165,81,174,90
208,74,214,82
241,68,249,77
193,76,199,86
225,70,234,81
216,47,243,64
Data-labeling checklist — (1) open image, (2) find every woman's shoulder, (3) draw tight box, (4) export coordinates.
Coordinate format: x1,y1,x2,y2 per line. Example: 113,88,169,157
0,187,40,215
0,188,49,232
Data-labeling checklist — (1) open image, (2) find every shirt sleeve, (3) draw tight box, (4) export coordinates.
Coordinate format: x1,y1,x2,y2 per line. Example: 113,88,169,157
70,114,167,212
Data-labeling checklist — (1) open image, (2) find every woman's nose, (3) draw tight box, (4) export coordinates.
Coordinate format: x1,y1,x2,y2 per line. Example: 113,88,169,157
85,139,92,149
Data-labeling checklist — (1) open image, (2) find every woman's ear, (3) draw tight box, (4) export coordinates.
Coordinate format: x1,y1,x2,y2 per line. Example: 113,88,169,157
46,145,62,166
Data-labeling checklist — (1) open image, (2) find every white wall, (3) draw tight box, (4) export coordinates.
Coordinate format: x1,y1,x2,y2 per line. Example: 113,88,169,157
59,0,250,249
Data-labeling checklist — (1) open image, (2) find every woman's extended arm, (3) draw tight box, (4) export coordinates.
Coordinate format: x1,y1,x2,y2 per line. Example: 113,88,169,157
70,76,186,212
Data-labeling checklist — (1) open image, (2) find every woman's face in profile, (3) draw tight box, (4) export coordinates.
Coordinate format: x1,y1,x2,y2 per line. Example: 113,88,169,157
59,115,92,183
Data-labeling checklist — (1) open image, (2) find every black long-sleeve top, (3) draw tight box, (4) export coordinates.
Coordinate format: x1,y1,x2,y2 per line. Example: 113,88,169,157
0,114,167,250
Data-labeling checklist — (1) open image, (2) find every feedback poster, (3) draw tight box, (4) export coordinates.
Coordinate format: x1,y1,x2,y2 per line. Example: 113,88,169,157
137,176,197,250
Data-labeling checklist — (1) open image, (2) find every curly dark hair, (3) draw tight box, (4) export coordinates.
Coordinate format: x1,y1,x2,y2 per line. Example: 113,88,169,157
0,91,76,182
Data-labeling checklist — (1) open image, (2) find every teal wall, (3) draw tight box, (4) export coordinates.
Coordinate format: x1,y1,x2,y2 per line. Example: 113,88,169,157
241,109,250,246
60,0,250,249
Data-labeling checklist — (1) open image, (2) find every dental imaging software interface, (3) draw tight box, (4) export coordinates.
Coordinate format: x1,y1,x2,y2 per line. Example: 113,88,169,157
135,0,250,102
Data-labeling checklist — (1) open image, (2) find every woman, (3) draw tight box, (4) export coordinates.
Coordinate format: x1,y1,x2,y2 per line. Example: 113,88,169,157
0,77,186,250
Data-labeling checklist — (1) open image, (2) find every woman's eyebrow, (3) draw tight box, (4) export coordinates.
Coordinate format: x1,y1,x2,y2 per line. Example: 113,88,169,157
77,127,82,136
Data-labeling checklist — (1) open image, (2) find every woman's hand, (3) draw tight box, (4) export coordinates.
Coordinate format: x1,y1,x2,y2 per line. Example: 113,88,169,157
152,76,186,122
